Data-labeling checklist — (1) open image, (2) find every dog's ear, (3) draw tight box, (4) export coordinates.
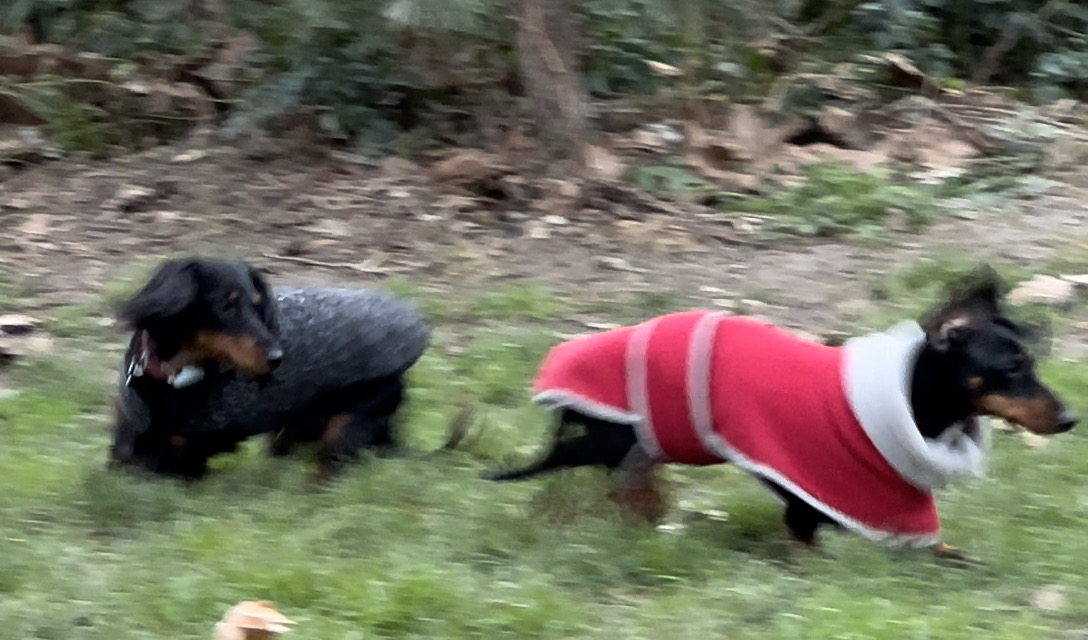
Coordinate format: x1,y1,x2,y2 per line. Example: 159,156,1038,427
922,266,1006,350
247,264,280,335
120,259,201,327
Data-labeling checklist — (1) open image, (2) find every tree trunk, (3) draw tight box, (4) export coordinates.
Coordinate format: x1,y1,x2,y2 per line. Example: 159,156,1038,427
513,0,590,166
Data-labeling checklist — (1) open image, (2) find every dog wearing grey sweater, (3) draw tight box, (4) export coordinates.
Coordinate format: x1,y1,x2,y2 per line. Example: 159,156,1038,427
110,258,434,479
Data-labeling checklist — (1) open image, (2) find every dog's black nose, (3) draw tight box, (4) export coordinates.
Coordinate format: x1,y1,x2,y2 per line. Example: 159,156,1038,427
267,347,284,369
1057,409,1078,433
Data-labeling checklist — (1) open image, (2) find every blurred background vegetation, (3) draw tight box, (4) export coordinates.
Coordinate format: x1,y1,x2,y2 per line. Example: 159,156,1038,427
2,0,1086,156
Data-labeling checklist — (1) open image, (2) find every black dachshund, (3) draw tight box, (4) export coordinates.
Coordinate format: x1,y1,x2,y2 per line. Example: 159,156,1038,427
488,271,1077,560
111,258,436,479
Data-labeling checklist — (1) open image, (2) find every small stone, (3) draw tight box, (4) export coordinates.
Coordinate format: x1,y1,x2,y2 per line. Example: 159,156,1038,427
1009,275,1079,306
581,320,621,330
656,521,687,534
307,219,352,238
171,149,207,163
527,222,550,239
1032,586,1065,611
1061,273,1088,286
645,60,683,78
0,314,36,335
739,298,767,308
1021,432,1050,449
1,198,29,210
597,256,646,273
554,180,580,198
19,213,50,235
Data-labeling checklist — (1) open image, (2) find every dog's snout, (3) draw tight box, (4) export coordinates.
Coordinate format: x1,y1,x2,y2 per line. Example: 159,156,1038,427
1056,408,1078,433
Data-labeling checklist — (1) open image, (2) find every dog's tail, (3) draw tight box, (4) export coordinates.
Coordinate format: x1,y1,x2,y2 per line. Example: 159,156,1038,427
425,405,477,456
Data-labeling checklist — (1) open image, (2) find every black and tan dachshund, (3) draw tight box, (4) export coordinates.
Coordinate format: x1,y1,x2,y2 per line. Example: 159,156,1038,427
488,271,1077,560
111,257,438,479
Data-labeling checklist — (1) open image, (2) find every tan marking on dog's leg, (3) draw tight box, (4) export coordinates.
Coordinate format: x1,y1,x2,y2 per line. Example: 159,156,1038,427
931,542,963,559
608,446,666,524
315,414,351,483
931,541,981,567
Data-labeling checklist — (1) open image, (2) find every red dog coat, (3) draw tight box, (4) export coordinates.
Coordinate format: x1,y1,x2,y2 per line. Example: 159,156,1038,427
533,311,947,544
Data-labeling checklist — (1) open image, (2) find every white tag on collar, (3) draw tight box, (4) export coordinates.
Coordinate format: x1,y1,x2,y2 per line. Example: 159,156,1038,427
169,366,205,389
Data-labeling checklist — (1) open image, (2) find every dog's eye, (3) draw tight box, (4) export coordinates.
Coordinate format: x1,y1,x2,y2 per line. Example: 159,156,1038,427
1006,355,1031,375
223,290,241,313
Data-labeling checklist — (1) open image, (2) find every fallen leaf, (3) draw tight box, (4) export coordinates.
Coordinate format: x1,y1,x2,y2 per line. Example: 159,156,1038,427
881,52,939,93
585,144,626,181
430,150,507,185
645,60,683,77
103,185,157,214
214,601,294,640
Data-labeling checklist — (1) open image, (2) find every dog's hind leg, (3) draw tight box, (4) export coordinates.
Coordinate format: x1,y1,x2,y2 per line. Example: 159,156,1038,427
316,378,406,479
759,479,836,547
607,444,666,524
314,413,353,481
783,498,825,546
356,377,405,457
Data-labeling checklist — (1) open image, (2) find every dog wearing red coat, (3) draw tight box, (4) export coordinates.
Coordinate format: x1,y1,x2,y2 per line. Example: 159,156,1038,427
487,273,1076,559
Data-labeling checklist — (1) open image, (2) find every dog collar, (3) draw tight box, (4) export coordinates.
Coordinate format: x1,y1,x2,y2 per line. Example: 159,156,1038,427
125,331,205,389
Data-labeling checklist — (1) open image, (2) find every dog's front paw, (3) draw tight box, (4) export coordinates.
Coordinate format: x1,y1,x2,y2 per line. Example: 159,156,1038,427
931,542,981,567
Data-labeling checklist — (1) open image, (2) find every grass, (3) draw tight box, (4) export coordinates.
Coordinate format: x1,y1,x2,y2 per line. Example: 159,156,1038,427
738,164,943,239
2,280,1088,640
